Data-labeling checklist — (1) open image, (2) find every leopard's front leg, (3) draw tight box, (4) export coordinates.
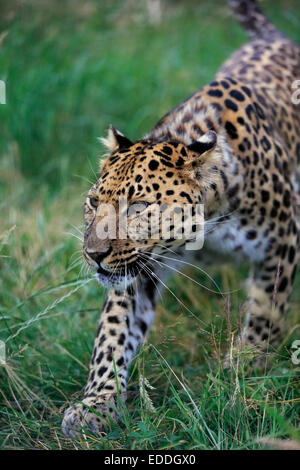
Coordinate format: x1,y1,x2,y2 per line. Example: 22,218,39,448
62,281,156,438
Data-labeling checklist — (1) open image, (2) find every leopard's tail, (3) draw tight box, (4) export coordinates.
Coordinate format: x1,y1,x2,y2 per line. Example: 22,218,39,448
229,0,280,39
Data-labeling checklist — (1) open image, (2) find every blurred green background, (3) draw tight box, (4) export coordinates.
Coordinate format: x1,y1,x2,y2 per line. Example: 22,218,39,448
1,0,300,194
0,0,300,450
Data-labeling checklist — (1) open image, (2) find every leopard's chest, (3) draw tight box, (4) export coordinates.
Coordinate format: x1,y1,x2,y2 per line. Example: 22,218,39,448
204,216,269,264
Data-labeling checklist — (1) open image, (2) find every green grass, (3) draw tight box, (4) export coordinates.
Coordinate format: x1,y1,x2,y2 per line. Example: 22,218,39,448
0,0,300,450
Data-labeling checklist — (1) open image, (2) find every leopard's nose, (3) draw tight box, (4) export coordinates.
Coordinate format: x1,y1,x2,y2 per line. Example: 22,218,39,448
87,247,112,266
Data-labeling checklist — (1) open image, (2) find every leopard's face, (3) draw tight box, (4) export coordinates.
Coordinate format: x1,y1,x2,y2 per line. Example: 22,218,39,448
83,128,219,287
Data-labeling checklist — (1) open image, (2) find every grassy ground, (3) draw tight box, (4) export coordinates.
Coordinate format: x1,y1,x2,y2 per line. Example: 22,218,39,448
0,0,300,450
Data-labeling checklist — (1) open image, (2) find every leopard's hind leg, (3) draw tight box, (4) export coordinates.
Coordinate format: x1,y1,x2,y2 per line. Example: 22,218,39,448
238,216,299,367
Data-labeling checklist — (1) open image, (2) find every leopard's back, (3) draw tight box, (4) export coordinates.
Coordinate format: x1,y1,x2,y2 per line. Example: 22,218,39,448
217,35,300,177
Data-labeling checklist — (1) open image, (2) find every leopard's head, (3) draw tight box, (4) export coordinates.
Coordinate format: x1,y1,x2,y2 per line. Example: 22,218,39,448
84,125,220,287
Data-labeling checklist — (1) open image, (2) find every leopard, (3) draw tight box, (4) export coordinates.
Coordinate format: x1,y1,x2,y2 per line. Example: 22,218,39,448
62,0,300,438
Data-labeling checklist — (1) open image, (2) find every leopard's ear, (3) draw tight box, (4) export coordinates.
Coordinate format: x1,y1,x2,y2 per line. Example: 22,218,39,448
99,125,133,152
184,131,221,186
187,131,217,156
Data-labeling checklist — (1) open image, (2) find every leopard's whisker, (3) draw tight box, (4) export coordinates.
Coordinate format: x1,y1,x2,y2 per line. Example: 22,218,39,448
68,223,84,236
137,259,209,331
136,258,163,304
64,231,84,243
139,252,227,299
69,249,84,262
153,245,239,295
66,258,84,273
108,260,121,283
73,174,95,185
205,208,238,224
86,156,98,180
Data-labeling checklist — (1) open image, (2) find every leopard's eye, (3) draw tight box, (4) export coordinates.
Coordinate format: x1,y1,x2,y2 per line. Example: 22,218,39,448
89,196,99,209
128,201,150,217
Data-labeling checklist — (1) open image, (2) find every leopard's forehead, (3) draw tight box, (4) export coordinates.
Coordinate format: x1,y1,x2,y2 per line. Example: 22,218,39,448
93,140,188,202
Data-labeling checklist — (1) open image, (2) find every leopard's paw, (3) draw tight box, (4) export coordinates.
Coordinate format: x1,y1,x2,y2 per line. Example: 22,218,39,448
61,395,119,438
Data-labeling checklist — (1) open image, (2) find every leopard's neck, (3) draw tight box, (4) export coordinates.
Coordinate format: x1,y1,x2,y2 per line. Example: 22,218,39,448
147,96,243,218
147,93,222,144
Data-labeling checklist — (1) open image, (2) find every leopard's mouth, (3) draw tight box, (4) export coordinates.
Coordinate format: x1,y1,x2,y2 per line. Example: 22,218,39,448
95,269,136,289
95,260,137,288
95,257,153,288
96,265,114,277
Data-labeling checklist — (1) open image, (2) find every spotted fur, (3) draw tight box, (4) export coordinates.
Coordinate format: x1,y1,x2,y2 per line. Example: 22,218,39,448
62,0,300,437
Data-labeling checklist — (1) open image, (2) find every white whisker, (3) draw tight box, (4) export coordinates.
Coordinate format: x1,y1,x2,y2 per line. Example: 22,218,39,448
64,232,83,243
137,259,209,331
140,252,226,299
